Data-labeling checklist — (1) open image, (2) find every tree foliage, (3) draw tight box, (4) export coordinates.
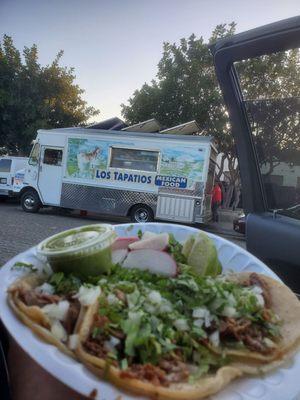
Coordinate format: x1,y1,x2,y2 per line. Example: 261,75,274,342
236,50,300,174
122,23,236,152
121,24,300,206
0,35,99,155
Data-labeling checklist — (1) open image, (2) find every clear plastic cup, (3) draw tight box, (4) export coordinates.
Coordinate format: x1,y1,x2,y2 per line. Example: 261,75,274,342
36,224,116,278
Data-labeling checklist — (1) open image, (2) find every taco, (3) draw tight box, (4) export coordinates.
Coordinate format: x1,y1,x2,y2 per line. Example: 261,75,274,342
210,272,300,363
7,272,96,357
74,269,300,399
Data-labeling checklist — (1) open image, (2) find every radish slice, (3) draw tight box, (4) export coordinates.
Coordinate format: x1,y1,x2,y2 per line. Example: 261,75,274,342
129,233,169,251
122,249,177,277
112,249,128,265
111,237,139,250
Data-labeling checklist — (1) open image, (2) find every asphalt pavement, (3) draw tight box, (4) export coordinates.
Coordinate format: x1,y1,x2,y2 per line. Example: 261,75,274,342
0,200,245,266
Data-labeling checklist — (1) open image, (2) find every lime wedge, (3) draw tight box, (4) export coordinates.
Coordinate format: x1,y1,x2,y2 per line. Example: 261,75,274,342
186,232,222,276
182,235,195,258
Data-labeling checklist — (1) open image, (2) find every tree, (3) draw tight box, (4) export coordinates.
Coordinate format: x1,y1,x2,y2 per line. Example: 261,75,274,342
236,50,300,176
0,35,99,155
121,24,239,207
121,25,300,209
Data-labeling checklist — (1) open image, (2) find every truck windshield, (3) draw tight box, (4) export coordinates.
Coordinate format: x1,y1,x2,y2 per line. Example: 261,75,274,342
29,143,40,166
235,48,300,220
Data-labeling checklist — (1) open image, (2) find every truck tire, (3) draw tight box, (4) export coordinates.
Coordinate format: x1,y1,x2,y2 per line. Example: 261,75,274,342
21,190,41,213
130,204,154,223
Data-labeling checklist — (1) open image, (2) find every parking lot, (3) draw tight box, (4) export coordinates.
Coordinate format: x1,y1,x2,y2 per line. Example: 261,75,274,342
0,200,245,267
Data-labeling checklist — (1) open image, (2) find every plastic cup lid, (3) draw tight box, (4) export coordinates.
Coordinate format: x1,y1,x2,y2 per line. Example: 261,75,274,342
36,224,115,257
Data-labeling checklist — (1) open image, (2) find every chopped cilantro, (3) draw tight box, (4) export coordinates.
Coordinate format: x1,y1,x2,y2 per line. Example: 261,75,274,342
168,233,187,264
48,272,81,294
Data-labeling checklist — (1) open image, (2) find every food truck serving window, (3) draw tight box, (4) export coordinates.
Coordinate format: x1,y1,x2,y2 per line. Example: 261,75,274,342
43,149,63,166
110,148,159,172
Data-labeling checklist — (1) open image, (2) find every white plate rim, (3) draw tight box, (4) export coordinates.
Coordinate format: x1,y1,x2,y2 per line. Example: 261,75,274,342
0,222,299,400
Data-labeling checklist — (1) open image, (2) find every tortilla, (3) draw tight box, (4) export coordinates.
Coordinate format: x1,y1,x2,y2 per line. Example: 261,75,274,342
7,274,85,358
216,273,300,362
74,272,300,399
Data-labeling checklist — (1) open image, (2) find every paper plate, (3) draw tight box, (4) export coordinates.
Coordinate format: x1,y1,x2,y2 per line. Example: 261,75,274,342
1,222,299,400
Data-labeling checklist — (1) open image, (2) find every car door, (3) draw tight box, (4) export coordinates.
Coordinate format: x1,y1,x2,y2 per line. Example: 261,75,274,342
211,17,300,294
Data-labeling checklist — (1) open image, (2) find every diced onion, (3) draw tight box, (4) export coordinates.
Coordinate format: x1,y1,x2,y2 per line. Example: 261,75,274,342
159,301,173,314
104,336,120,352
251,285,263,295
148,290,162,305
192,307,207,319
209,330,220,348
204,313,212,328
51,320,67,342
173,319,189,331
255,293,265,307
110,336,120,347
221,306,238,318
43,300,69,321
107,293,119,305
35,283,55,295
264,338,276,348
68,334,79,350
193,318,204,328
74,286,101,306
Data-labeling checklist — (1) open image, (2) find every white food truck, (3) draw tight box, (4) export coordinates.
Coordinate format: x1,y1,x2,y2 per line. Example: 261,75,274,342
0,156,28,197
19,127,217,224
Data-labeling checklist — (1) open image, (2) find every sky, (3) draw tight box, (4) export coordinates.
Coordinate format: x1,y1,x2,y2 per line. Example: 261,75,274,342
1,0,299,121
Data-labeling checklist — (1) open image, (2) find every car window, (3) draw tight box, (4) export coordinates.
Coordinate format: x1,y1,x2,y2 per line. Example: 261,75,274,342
110,147,159,172
235,48,300,220
43,148,63,166
0,159,12,173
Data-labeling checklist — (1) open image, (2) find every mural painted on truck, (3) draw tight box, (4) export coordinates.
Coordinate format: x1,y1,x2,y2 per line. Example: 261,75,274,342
66,138,110,179
160,147,205,181
66,138,206,186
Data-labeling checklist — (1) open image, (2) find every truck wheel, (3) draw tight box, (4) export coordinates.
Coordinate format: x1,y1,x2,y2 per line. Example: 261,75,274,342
21,190,41,213
130,204,154,223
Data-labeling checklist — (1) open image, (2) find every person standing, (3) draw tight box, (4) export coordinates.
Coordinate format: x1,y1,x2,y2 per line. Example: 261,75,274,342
211,181,222,222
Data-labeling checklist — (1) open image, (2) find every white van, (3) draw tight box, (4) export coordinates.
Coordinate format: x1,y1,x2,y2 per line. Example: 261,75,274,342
19,127,217,224
0,157,28,197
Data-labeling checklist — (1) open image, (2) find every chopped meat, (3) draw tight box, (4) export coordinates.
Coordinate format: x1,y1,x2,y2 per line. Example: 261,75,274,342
62,299,81,334
20,289,60,307
114,289,127,304
110,328,125,340
249,273,272,308
84,337,108,358
93,314,109,328
219,317,251,341
159,359,189,383
220,317,274,354
243,334,271,354
120,364,169,387
262,308,272,322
